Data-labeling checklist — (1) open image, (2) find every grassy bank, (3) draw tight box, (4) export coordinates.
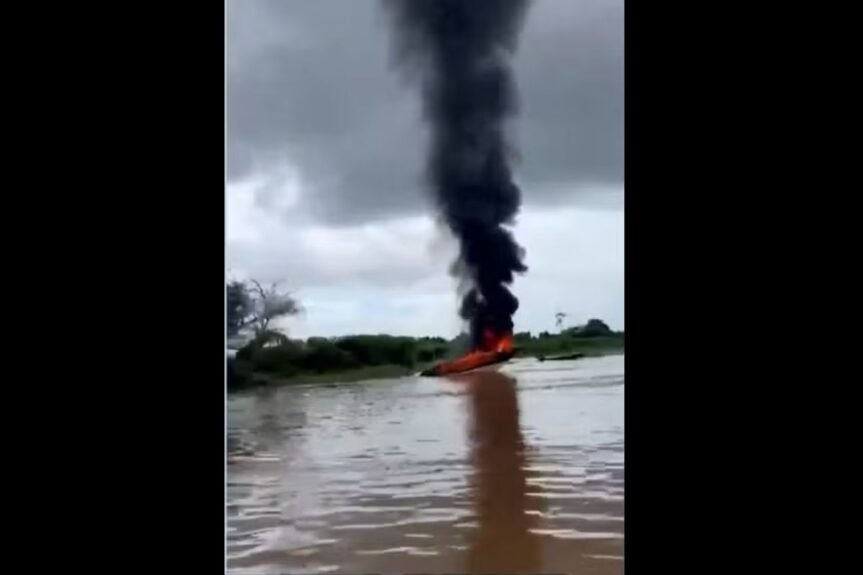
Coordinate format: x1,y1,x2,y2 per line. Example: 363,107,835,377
228,321,624,392
516,335,625,358
238,363,420,388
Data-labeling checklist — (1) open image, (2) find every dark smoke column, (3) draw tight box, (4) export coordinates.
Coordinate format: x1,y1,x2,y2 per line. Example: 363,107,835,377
383,0,531,350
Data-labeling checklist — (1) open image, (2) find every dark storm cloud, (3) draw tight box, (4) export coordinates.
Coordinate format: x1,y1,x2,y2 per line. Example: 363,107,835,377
227,0,623,224
515,0,623,189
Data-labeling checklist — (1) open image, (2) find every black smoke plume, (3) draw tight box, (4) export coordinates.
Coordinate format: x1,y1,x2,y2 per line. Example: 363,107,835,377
383,0,531,350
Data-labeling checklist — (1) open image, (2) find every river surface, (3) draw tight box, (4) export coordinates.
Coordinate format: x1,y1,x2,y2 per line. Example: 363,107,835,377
227,355,624,574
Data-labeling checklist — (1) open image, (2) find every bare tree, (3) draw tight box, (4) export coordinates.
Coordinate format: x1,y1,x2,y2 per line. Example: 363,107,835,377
247,279,301,334
555,311,567,332
227,280,253,338
227,279,302,345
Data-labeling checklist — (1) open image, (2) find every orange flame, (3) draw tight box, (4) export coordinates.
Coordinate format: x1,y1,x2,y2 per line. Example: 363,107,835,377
429,330,515,376
479,328,513,353
492,332,514,353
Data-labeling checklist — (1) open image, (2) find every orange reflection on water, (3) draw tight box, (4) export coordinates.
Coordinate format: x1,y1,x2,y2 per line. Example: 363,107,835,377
458,370,543,574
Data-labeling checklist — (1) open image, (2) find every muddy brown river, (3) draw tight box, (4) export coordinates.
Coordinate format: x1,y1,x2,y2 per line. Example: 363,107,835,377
227,355,624,574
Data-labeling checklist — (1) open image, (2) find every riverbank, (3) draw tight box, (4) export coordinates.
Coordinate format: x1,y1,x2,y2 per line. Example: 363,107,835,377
227,321,623,392
517,335,625,358
229,345,624,391
232,363,419,389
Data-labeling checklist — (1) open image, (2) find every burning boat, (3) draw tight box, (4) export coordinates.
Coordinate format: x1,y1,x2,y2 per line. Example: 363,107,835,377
421,329,517,377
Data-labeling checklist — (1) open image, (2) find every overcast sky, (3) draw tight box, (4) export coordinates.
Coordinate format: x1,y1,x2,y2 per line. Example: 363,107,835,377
226,0,624,338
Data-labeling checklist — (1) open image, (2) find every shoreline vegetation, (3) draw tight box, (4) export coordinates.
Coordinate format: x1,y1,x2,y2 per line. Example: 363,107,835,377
227,277,622,392
228,319,624,392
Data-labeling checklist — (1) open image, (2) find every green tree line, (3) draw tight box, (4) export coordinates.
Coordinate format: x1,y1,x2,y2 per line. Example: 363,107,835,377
227,281,623,390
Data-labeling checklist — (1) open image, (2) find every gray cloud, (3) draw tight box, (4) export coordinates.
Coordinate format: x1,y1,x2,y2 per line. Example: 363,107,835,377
515,0,624,190
227,0,623,224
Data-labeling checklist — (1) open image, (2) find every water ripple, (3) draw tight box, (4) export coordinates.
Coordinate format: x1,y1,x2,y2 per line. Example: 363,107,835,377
227,355,624,574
